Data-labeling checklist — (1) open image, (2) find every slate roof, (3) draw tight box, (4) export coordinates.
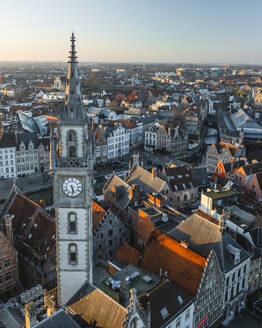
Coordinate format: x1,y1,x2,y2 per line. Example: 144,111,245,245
126,166,167,195
34,309,81,328
104,174,132,210
139,280,193,328
168,209,250,273
0,133,16,148
192,167,210,188
15,132,38,150
163,166,196,192
241,162,262,176
140,230,207,296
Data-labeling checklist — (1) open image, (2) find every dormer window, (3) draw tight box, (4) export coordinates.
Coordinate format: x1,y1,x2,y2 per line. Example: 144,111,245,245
20,143,25,151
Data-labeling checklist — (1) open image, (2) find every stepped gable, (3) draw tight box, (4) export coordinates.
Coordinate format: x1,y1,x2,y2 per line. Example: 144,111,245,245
92,201,106,232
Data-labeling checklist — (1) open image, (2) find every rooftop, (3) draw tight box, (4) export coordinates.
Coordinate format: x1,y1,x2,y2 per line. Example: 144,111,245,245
203,189,237,199
99,264,160,302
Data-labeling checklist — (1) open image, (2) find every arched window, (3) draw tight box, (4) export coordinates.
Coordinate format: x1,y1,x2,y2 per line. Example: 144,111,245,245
68,212,77,234
69,244,77,265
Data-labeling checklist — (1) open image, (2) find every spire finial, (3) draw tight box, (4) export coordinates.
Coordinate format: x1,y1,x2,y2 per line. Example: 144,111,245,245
68,32,77,64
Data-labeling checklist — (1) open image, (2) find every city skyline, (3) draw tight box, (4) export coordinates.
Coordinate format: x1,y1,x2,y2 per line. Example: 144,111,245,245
1,0,262,64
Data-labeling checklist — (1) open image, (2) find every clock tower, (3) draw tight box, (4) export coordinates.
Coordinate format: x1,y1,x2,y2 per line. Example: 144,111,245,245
52,33,94,307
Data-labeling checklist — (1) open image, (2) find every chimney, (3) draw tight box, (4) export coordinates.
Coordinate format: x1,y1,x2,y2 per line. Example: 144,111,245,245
39,199,46,209
219,213,226,234
25,301,37,328
119,281,130,308
180,240,188,248
4,214,14,246
152,168,155,179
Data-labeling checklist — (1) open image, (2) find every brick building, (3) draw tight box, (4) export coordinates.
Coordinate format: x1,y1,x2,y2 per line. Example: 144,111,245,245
0,230,18,297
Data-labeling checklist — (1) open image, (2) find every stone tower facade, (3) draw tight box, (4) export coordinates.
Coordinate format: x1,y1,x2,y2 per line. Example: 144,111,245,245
52,33,94,307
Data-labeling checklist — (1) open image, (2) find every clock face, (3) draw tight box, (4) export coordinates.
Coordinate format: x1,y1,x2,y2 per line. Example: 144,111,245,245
62,178,82,197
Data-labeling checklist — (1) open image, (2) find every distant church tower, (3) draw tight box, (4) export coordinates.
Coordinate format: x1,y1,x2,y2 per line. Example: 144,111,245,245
52,33,94,307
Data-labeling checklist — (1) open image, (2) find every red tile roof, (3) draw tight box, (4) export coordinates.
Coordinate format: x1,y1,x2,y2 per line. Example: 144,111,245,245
140,230,207,296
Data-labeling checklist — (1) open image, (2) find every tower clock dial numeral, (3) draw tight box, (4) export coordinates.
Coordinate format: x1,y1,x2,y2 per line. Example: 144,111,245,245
62,178,82,197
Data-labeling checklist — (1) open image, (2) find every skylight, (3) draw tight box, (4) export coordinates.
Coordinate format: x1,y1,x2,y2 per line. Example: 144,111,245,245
160,307,169,319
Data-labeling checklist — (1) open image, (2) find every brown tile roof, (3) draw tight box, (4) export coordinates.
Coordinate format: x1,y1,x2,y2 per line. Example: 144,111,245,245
92,201,106,232
26,213,55,256
7,193,55,256
126,166,167,195
35,82,53,88
140,230,206,296
69,288,128,328
163,166,196,191
115,242,140,266
117,119,137,129
8,194,39,235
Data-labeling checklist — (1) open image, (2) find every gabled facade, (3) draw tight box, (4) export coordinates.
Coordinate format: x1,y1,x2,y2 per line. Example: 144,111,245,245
93,201,130,262
15,132,39,176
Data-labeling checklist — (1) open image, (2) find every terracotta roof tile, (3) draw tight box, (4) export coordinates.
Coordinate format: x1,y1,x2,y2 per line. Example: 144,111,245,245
140,230,206,296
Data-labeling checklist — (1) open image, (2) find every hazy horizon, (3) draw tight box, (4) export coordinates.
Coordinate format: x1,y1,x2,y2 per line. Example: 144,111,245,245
1,0,262,64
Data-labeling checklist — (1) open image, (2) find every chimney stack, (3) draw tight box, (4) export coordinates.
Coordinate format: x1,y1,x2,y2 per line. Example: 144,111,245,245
152,168,155,179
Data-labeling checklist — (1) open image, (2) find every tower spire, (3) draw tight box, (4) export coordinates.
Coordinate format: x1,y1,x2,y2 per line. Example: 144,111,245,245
61,33,86,122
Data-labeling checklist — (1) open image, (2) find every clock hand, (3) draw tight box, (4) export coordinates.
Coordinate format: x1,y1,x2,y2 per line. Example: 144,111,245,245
71,185,74,193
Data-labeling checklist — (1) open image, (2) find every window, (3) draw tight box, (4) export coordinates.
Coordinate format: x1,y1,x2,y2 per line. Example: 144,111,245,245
69,146,76,157
68,212,77,233
69,130,76,142
108,229,113,236
5,259,10,267
69,244,77,265
6,273,11,281
101,233,104,239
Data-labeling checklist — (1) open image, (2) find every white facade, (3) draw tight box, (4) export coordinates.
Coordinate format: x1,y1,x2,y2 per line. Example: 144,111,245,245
129,122,143,145
224,258,250,323
0,147,16,179
144,127,157,150
107,125,130,160
16,140,39,176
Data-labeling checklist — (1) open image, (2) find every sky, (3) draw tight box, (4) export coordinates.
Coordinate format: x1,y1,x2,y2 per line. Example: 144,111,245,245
1,0,262,64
